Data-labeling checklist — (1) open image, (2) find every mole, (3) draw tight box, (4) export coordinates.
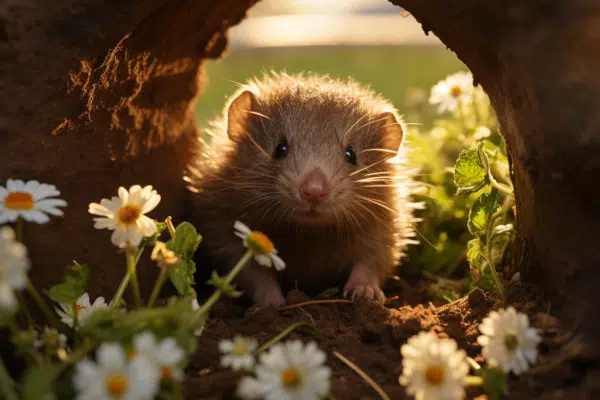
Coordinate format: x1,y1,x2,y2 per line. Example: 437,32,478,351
185,72,422,307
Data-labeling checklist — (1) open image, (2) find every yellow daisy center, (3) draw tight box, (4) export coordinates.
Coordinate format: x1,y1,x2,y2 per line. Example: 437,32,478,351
161,366,173,379
504,334,520,351
232,341,249,356
281,367,302,388
424,365,444,385
106,373,128,397
75,304,86,313
127,350,136,360
450,85,462,97
4,192,35,210
118,205,141,225
247,231,274,255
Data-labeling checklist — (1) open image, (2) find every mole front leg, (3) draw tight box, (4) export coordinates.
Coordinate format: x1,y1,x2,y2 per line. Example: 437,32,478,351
236,263,286,307
343,261,386,304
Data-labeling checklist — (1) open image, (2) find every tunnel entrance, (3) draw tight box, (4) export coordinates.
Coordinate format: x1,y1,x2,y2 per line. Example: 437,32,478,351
3,0,600,397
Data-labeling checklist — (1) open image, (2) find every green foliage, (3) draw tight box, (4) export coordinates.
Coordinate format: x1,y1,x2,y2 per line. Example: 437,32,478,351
166,222,202,297
454,143,490,194
21,364,57,400
4,213,242,399
406,70,515,301
456,148,514,298
482,367,509,400
468,189,503,236
46,262,88,304
207,271,242,298
80,298,199,354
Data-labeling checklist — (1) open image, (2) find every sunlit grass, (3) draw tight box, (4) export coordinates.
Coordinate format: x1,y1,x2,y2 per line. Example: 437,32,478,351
195,45,466,128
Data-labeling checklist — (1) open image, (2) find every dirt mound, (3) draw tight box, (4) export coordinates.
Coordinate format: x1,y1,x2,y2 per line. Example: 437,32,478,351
184,276,597,399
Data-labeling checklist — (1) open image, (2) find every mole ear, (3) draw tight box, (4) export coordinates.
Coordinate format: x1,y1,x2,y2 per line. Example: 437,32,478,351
380,111,404,154
226,90,257,142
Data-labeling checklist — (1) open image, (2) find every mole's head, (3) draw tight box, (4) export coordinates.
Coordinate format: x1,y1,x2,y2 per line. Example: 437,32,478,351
224,74,404,227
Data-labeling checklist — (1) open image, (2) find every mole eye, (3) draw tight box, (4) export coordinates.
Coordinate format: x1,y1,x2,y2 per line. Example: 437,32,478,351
345,146,357,165
274,140,288,160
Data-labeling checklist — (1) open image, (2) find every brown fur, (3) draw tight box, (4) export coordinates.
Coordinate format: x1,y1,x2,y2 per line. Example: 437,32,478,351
185,72,422,298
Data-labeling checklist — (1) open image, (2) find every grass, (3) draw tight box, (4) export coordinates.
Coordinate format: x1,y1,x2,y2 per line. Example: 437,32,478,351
195,45,466,128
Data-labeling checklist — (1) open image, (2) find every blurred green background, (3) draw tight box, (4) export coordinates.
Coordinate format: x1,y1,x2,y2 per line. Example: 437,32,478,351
195,46,466,129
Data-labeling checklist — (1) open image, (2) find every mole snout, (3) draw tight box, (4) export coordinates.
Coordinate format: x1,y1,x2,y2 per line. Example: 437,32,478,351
300,168,329,204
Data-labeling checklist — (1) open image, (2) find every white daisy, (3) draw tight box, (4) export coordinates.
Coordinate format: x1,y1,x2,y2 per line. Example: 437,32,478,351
55,292,108,328
473,126,492,140
0,226,30,311
234,221,286,271
0,179,67,224
88,185,161,248
429,71,475,114
399,331,469,400
219,335,258,371
477,307,541,375
73,342,159,400
236,340,331,400
132,331,186,382
34,326,68,350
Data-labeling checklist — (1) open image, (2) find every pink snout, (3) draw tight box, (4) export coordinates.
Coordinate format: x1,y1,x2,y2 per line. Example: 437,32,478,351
300,168,329,204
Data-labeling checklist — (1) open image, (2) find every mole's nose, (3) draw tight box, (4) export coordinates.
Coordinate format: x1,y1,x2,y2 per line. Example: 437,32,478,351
300,168,329,204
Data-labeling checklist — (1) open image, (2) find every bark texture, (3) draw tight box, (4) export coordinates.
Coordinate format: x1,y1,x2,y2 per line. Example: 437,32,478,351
392,0,600,343
0,0,256,299
2,0,599,344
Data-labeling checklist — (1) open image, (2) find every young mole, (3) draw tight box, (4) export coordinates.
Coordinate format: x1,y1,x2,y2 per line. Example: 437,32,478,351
185,72,421,307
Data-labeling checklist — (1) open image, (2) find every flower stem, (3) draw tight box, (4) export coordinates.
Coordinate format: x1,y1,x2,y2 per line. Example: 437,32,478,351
484,216,506,303
55,339,97,377
16,291,35,328
72,300,79,347
0,356,18,400
465,376,484,386
26,278,61,330
126,247,142,308
15,216,23,243
110,246,145,307
490,175,514,197
193,250,253,321
165,216,176,238
147,267,169,308
110,273,131,308
466,357,482,371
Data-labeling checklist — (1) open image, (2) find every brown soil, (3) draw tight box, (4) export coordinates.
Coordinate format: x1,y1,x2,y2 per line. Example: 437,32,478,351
185,270,599,399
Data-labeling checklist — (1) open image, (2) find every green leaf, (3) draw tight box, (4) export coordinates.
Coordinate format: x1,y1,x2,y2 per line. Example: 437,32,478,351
21,364,57,400
168,259,197,297
466,238,485,271
454,142,490,194
206,271,242,298
467,189,503,236
166,222,201,297
46,263,88,304
482,367,508,400
490,224,514,266
167,222,202,259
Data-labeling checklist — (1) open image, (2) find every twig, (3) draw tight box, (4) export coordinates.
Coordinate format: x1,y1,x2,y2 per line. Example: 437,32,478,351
333,351,390,400
254,322,318,355
277,299,353,311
